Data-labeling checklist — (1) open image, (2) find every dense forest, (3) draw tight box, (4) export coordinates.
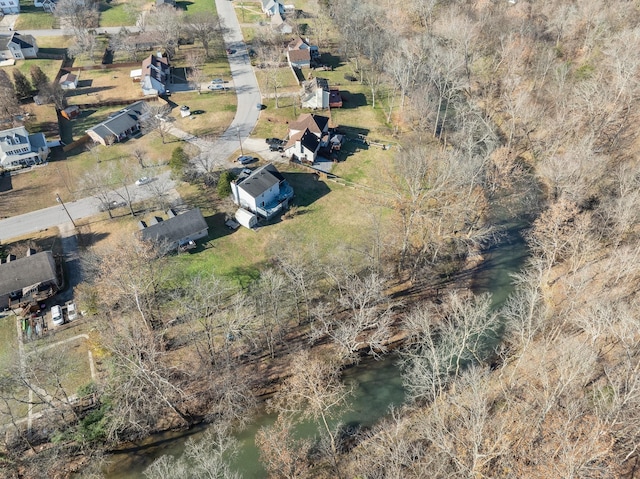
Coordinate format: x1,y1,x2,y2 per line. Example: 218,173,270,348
3,0,640,477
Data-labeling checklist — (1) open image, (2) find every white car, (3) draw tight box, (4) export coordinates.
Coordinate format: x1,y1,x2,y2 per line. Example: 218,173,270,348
66,302,78,321
135,177,152,186
51,305,64,326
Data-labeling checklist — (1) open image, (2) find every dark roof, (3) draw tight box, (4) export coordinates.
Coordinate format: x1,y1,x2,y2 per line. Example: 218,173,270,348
87,101,148,140
0,33,37,50
300,129,320,152
140,208,208,245
239,163,285,198
0,251,57,296
142,54,170,85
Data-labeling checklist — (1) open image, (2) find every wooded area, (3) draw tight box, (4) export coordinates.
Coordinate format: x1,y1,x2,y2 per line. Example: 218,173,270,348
2,0,640,477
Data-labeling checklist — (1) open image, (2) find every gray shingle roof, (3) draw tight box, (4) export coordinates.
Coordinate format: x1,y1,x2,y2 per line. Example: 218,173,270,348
300,129,320,152
140,208,208,245
239,163,285,198
87,101,148,140
0,251,57,297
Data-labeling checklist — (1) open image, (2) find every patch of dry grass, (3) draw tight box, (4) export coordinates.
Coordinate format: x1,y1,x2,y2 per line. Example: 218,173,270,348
65,68,146,105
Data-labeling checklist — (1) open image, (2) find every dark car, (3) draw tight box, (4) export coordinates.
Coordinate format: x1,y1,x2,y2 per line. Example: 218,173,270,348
265,138,284,146
237,155,258,165
269,144,284,152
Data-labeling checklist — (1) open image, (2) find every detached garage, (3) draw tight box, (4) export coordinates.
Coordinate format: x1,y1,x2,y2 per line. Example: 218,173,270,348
235,208,258,229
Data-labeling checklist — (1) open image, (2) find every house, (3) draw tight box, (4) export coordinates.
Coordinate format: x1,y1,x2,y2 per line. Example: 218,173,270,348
301,77,330,109
59,72,78,90
0,126,49,168
231,163,294,222
0,32,38,61
141,53,170,96
261,0,283,17
287,49,310,69
288,113,330,138
271,12,293,34
287,37,319,59
86,101,148,146
0,250,60,309
61,105,81,120
0,0,19,14
40,0,56,12
283,113,330,164
138,208,209,253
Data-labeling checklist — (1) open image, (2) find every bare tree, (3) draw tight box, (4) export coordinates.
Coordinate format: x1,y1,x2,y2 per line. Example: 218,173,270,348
256,416,311,479
185,12,223,59
269,351,352,472
185,50,207,94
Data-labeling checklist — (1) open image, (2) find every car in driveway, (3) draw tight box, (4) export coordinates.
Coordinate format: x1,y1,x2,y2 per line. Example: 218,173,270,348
208,84,226,91
51,305,64,326
211,78,224,84
237,155,258,165
135,177,152,186
66,302,78,321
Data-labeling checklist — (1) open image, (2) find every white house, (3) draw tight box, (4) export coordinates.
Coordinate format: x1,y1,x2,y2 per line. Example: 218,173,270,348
0,33,38,61
0,0,20,14
231,163,294,221
0,126,50,168
261,0,283,17
283,113,330,164
59,72,78,89
301,77,330,109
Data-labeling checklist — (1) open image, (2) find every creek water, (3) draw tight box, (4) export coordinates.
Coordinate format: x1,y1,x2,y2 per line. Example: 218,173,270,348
104,197,532,479
104,358,406,478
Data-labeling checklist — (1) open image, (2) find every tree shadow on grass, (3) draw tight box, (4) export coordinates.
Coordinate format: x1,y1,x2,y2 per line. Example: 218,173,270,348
283,171,331,208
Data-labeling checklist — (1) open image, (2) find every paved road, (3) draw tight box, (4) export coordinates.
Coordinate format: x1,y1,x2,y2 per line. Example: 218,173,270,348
0,1,261,241
0,172,175,242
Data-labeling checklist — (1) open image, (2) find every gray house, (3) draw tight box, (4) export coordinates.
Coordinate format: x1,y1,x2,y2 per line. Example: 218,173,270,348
86,101,148,146
139,208,209,253
0,251,60,309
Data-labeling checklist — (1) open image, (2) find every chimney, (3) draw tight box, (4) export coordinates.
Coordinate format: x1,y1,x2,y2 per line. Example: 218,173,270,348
156,51,162,59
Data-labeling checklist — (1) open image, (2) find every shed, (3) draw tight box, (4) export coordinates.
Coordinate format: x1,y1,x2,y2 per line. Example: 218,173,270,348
61,105,80,120
235,208,258,229
59,72,78,90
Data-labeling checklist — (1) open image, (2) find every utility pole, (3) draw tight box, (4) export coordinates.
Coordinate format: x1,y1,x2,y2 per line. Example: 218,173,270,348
55,193,77,228
236,126,244,155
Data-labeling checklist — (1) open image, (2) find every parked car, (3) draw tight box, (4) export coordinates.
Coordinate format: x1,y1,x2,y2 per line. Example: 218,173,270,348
66,302,78,321
208,84,226,91
226,48,236,54
99,200,126,212
269,144,284,152
51,305,64,326
211,78,224,84
178,239,196,252
135,177,152,186
237,155,258,165
265,138,283,146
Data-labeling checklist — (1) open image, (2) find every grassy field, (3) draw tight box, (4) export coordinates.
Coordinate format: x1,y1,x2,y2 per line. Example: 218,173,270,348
15,2,57,30
65,67,146,105
99,0,138,27
179,0,217,15
169,90,237,137
8,59,63,87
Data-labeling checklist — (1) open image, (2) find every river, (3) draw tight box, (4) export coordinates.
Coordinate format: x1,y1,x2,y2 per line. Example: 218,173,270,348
104,197,532,478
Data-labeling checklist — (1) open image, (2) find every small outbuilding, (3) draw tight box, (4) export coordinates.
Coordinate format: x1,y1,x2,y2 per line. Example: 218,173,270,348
59,72,78,90
235,208,258,229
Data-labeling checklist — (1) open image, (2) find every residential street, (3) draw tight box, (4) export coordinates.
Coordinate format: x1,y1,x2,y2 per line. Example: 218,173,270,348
0,172,176,242
0,0,265,242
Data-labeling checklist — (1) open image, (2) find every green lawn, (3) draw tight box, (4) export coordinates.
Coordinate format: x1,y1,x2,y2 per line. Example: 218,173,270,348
99,0,138,27
171,161,393,289
15,2,57,30
9,59,62,86
179,0,217,14
169,90,237,138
